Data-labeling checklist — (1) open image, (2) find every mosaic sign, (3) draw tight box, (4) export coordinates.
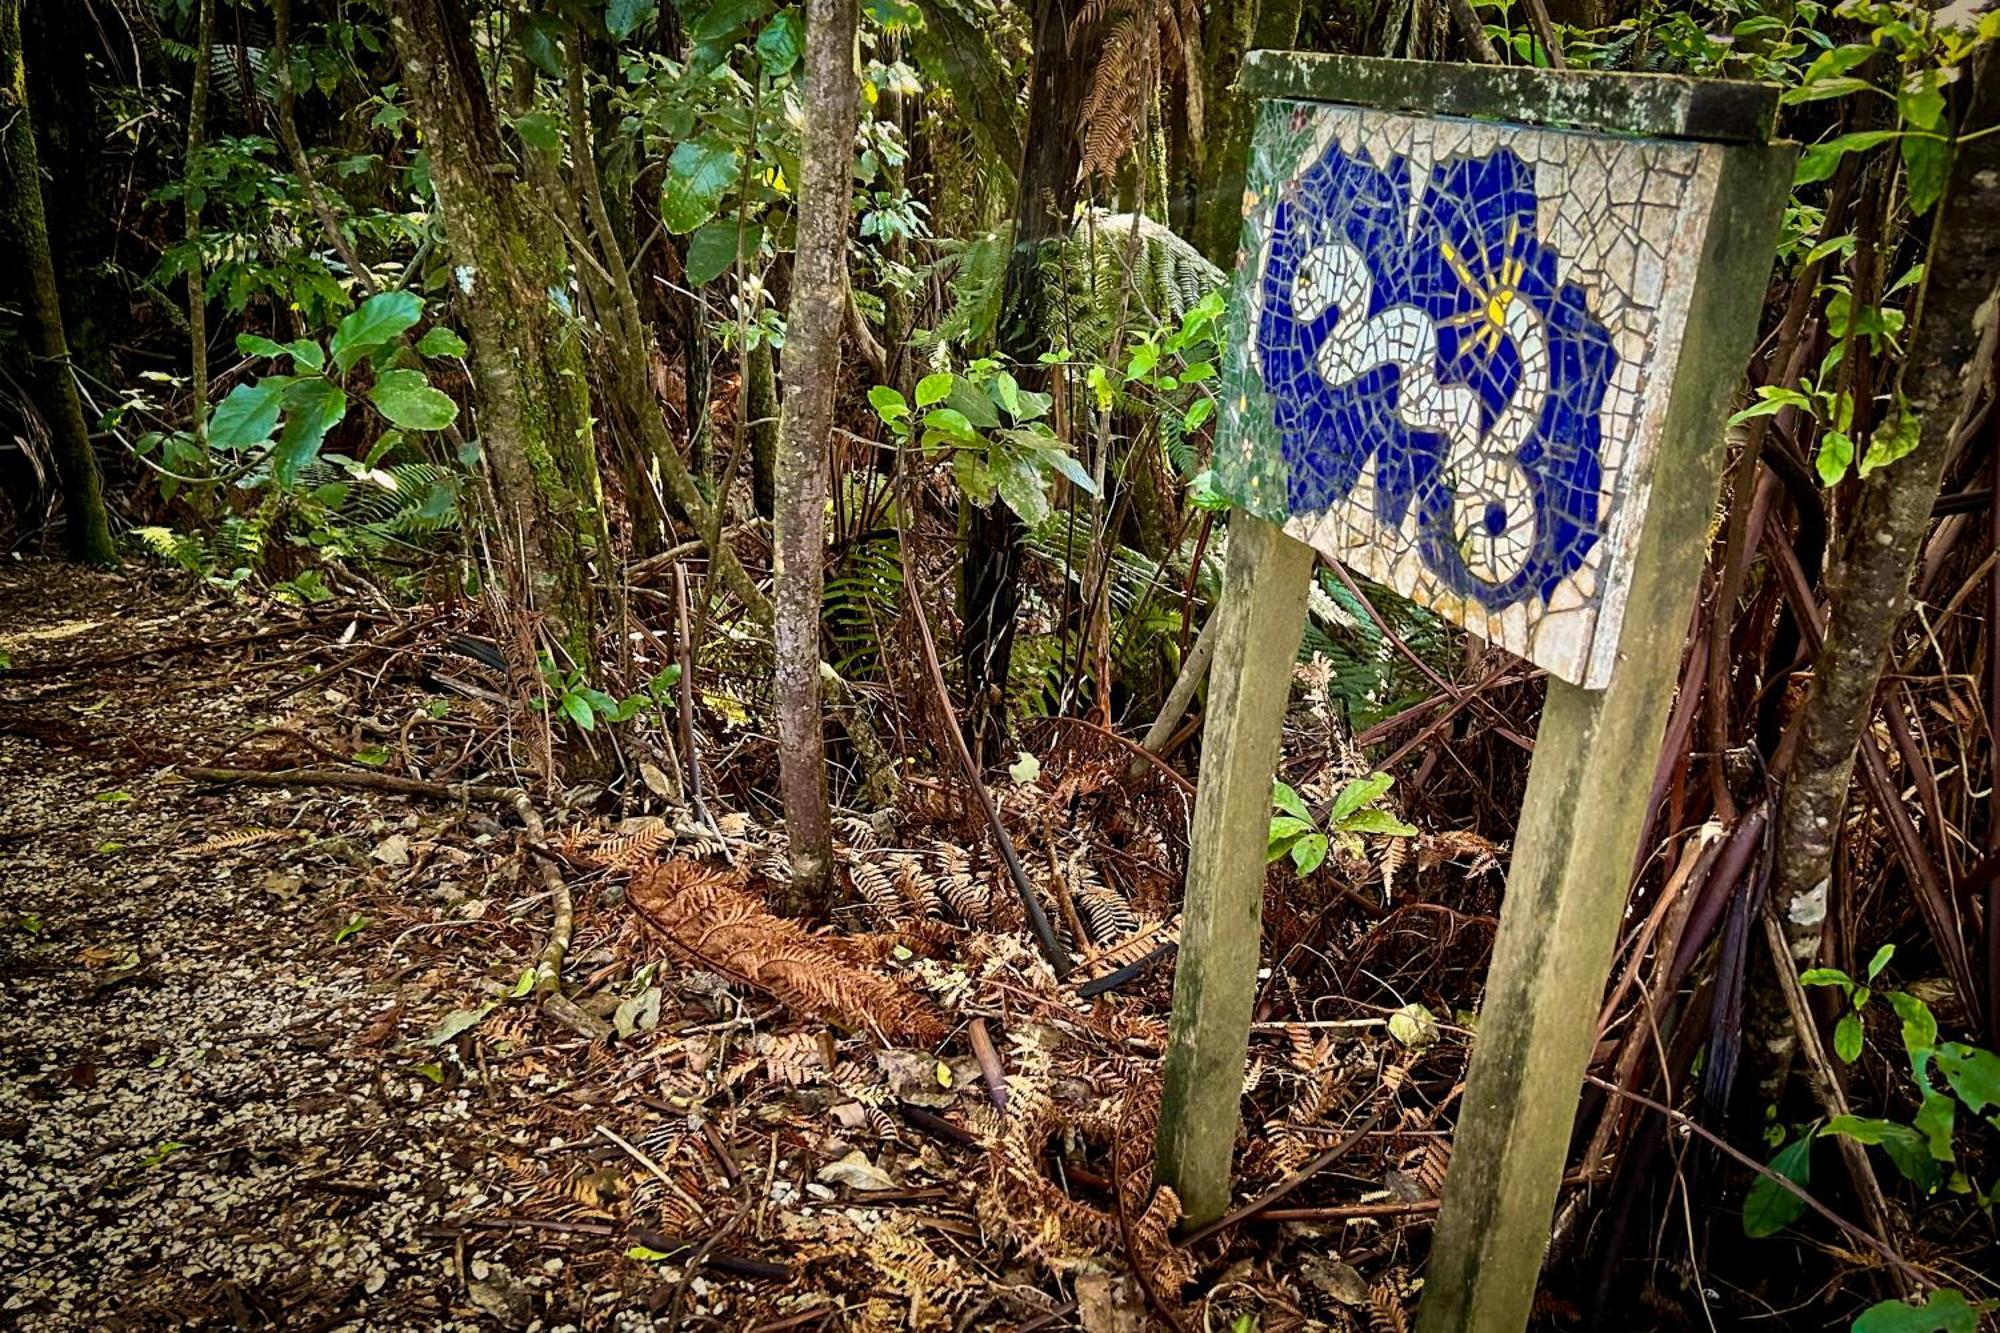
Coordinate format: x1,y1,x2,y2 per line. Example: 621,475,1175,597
1217,99,1729,688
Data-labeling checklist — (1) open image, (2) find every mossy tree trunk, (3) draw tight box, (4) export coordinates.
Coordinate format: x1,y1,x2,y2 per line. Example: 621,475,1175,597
1183,0,1303,266
0,0,116,566
386,0,606,665
772,0,860,912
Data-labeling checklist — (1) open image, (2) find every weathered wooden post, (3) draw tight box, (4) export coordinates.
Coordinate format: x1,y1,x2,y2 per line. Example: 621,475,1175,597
1155,52,1793,1330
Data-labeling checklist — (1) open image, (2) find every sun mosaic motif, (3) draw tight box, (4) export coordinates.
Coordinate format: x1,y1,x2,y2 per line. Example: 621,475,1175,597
1216,98,1729,688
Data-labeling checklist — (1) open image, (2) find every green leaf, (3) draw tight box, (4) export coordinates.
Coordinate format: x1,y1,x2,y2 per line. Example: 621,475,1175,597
333,914,368,945
1934,1042,2000,1114
330,291,423,373
868,385,909,423
1182,397,1215,432
1914,1092,1956,1162
1794,130,1903,186
271,379,349,486
1741,1134,1812,1237
236,334,290,360
1815,429,1854,486
369,369,459,431
1834,1012,1864,1063
1860,410,1921,478
1271,780,1313,824
1782,75,1878,104
1852,1289,1979,1333
415,326,468,358
915,372,954,408
1007,751,1040,784
511,109,562,152
755,8,803,73
1826,1116,1935,1187
693,0,770,42
209,378,292,448
921,407,975,442
1331,772,1395,825
994,453,1051,526
1866,943,1895,981
661,137,738,234
562,693,596,731
1887,991,1938,1075
1901,134,1950,216
685,218,761,284
607,0,656,37
1799,966,1854,993
1290,833,1329,876
1035,443,1098,496
1340,808,1419,837
283,339,327,372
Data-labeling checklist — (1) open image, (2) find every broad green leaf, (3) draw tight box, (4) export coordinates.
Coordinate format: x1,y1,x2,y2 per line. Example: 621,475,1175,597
952,450,996,506
1741,1134,1812,1237
1290,832,1329,876
1007,751,1040,784
511,110,561,152
1271,780,1313,824
415,326,468,358
921,407,975,442
1834,1012,1864,1063
945,378,1001,429
1815,428,1854,486
1866,943,1895,980
1935,1042,2000,1114
693,0,771,42
684,218,761,284
562,693,596,731
1794,130,1903,186
755,8,803,73
1913,1092,1956,1162
989,370,1021,419
915,372,954,408
607,0,656,37
1782,74,1878,104
994,453,1051,526
513,12,564,75
1331,772,1395,825
330,290,423,372
369,369,459,431
661,137,738,234
1034,442,1098,496
271,378,349,486
1852,1289,1979,1333
867,385,909,422
1826,1115,1935,1187
1340,808,1419,837
283,339,327,371
1901,134,1950,216
236,334,290,359
1799,966,1854,993
1182,397,1215,432
1887,990,1938,1074
1860,410,1921,477
208,378,292,448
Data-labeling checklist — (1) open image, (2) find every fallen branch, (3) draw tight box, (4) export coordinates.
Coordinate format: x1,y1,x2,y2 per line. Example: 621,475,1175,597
1180,1107,1385,1247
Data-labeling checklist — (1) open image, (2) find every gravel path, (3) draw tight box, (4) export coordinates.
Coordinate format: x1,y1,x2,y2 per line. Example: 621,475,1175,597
0,567,565,1330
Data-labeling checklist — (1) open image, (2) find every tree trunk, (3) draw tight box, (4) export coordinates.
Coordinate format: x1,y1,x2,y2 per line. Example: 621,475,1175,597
1187,0,1305,267
385,0,606,664
0,0,116,566
1770,54,1999,985
184,0,215,451
961,0,1087,764
773,0,859,912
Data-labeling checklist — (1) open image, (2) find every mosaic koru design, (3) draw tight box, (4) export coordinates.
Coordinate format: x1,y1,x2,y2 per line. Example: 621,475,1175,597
1218,99,1727,687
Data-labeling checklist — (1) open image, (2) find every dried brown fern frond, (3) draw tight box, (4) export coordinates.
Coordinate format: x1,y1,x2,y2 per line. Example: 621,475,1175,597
1074,916,1179,983
626,857,949,1046
181,828,301,855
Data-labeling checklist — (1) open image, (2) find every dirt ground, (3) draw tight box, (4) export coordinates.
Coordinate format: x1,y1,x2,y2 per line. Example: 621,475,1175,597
0,564,647,1330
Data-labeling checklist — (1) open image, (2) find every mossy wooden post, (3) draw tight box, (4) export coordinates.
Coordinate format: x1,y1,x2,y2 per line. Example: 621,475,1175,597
1157,515,1314,1223
1155,52,1794,1328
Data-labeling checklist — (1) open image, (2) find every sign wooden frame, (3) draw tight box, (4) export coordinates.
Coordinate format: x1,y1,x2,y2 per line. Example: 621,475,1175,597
1155,52,1793,1331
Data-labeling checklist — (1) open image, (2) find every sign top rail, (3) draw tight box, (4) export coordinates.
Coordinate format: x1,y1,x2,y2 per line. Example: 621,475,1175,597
1239,51,1781,145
